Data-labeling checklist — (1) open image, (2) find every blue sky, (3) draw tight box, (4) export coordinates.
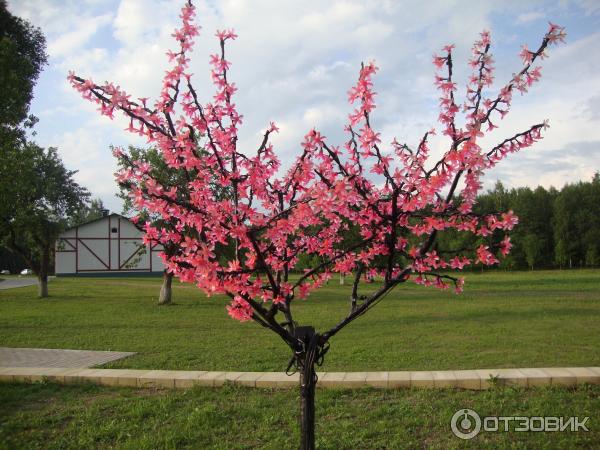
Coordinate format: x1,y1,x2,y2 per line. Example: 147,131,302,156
8,0,600,213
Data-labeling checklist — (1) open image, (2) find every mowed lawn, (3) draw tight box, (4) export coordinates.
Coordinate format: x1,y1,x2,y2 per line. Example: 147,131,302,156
1,382,599,449
0,270,599,371
1,270,600,449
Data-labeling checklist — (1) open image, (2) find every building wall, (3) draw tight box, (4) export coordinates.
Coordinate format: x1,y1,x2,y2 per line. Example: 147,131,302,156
55,215,165,275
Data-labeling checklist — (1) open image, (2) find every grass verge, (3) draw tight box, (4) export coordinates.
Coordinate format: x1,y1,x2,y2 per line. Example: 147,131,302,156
0,382,598,449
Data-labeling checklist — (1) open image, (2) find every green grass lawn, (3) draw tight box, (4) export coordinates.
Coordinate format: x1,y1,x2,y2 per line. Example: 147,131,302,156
0,382,598,449
1,270,599,449
0,270,599,371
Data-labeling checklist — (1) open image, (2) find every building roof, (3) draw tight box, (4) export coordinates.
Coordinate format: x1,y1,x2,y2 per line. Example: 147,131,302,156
62,213,143,233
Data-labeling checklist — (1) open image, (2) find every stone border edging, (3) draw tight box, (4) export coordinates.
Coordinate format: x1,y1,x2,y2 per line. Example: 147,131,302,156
1,367,599,389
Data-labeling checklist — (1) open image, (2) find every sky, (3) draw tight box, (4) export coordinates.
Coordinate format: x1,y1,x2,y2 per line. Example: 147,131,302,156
8,0,600,214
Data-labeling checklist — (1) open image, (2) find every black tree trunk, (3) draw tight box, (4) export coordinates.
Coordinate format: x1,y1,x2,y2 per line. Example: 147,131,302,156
298,331,320,450
299,358,317,450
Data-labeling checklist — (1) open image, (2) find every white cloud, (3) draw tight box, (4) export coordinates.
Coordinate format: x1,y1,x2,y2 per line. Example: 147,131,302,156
112,0,176,44
8,0,75,34
576,0,600,15
516,11,546,23
302,103,345,128
12,0,599,210
48,13,113,58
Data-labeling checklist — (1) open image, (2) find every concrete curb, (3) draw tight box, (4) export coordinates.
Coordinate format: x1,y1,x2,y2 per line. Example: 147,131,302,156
1,367,599,390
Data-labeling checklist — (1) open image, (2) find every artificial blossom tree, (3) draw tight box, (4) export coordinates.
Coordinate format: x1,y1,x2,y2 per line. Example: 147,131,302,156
70,2,564,447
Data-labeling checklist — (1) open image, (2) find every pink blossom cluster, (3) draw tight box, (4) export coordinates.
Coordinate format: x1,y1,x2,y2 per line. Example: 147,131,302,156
70,1,564,322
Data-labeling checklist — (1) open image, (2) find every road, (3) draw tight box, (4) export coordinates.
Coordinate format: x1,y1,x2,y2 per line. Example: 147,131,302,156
0,277,54,290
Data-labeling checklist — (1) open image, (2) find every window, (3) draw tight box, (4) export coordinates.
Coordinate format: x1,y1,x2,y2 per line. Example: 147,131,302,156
111,227,118,233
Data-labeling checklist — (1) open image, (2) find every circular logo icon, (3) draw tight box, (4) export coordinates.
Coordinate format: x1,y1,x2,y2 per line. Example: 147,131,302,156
451,408,481,440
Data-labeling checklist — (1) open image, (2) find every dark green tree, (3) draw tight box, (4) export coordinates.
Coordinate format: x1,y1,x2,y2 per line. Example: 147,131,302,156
0,0,47,130
512,186,556,269
473,183,557,270
523,233,543,270
116,146,188,305
69,198,107,227
0,144,89,297
553,176,600,268
554,238,569,269
116,145,233,304
581,173,600,267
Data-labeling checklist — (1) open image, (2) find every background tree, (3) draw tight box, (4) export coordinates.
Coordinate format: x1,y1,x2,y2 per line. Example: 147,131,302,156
115,146,189,305
70,3,565,448
523,233,542,270
116,145,234,305
0,0,47,131
68,198,107,227
0,144,89,297
513,186,556,268
553,175,600,268
0,247,26,274
580,174,600,267
554,238,569,269
0,1,58,282
467,176,600,271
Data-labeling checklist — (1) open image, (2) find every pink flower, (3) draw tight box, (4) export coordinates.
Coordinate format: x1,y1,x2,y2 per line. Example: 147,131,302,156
449,256,470,270
432,54,446,69
216,29,238,41
476,245,499,266
519,45,533,64
500,210,519,230
500,236,512,256
226,297,253,322
454,277,465,294
268,121,279,133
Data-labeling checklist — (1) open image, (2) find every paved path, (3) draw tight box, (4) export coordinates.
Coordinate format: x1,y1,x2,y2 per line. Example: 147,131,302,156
0,366,599,389
0,277,54,290
0,278,37,290
0,347,135,368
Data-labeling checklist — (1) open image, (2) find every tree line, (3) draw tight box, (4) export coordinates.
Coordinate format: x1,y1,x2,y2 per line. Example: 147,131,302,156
293,174,600,274
459,175,600,270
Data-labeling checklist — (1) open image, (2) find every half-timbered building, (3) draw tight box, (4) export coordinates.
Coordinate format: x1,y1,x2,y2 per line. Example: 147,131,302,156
55,213,164,275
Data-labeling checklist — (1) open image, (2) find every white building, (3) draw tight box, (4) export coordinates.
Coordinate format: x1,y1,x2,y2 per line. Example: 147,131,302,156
55,213,165,276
